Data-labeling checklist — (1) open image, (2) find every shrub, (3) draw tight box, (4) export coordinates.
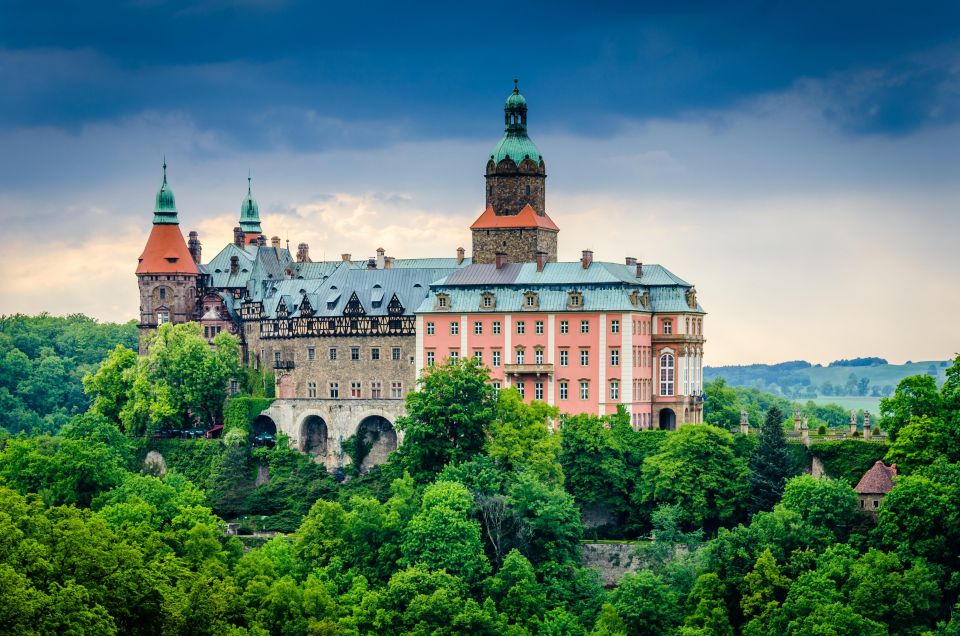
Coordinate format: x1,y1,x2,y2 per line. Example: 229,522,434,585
808,439,889,484
223,396,275,435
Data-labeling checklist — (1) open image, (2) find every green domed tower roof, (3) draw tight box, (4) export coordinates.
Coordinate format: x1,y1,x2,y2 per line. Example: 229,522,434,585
152,160,179,224
491,79,541,166
239,175,262,234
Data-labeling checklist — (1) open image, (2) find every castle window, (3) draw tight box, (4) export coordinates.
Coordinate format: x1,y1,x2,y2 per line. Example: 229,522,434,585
610,380,620,400
516,321,525,335
567,291,583,308
660,353,675,396
559,381,569,400
492,381,501,391
525,185,531,196
580,320,590,334
560,350,569,366
580,381,589,400
351,382,362,398
426,351,435,366
492,350,501,367
307,382,317,398
329,382,339,399
524,291,538,308
230,380,238,394
435,293,450,310
610,349,620,366
516,381,525,398
157,311,169,325
488,186,493,197
493,321,501,334
392,347,401,360
535,382,543,400
426,321,435,335
351,347,360,360
371,382,382,398
516,349,525,364
611,320,620,334
450,350,459,361
371,347,380,360
662,319,673,334
560,320,569,334
329,348,337,361
274,351,282,365
535,320,544,334
308,347,316,361
535,348,544,364
450,322,459,335
474,321,483,335
474,350,483,362
482,294,494,308
580,349,589,366
159,287,167,300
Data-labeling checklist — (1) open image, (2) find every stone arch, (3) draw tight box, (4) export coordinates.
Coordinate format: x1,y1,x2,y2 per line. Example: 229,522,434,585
356,415,398,471
300,415,328,457
658,408,676,431
252,414,277,436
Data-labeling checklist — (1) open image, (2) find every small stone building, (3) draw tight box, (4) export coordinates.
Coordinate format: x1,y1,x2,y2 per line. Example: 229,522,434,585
854,461,897,512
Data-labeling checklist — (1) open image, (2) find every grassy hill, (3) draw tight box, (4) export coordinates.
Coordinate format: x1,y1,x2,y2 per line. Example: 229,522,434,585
705,357,951,412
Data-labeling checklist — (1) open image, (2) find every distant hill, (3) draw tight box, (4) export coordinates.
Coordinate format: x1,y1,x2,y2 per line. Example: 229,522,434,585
704,357,950,414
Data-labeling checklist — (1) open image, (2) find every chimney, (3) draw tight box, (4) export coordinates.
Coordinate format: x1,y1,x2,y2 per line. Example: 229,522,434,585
636,261,643,278
341,253,352,262
271,236,281,248
385,256,395,269
376,247,386,269
625,256,636,266
230,255,239,274
581,249,593,269
296,243,310,263
495,252,508,270
257,235,267,247
188,231,202,264
233,226,244,247
366,257,377,270
456,246,465,265
536,250,547,272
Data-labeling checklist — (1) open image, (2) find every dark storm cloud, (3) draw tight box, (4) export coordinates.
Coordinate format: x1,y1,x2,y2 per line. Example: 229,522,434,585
2,0,959,149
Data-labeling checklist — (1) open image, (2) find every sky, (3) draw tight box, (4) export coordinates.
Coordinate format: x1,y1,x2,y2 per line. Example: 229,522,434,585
0,0,958,365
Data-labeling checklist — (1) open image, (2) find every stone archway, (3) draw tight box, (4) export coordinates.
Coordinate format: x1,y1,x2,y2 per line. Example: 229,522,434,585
252,414,277,436
300,415,328,457
658,408,676,431
357,415,398,471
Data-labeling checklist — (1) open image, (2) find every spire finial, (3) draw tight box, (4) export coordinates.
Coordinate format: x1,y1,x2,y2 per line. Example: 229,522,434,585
247,169,252,195
162,155,168,184
513,78,519,93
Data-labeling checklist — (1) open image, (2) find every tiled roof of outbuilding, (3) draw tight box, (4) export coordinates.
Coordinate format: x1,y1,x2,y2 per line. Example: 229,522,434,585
854,461,897,495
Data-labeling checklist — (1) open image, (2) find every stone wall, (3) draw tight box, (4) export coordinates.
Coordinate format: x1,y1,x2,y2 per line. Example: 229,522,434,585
485,171,546,216
580,542,643,587
471,227,558,264
137,273,199,353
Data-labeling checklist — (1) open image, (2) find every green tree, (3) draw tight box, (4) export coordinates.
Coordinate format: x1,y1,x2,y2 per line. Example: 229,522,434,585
683,573,734,636
486,549,546,631
638,425,748,529
489,388,563,484
120,323,240,434
704,378,743,430
741,549,790,623
874,474,959,567
560,414,626,511
748,406,791,514
394,358,497,480
778,475,857,541
400,480,491,585
610,570,680,636
880,374,941,440
82,344,137,424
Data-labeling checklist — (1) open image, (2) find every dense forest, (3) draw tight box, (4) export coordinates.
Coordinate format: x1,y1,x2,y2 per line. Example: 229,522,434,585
1,317,958,634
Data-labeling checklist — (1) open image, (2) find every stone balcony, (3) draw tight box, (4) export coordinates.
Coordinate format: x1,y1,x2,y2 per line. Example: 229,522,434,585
504,363,554,376
651,334,705,343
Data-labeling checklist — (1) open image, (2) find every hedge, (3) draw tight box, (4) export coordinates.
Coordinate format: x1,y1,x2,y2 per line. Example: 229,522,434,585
224,397,275,434
808,439,890,484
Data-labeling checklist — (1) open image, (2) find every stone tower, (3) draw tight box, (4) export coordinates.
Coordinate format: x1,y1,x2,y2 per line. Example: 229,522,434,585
135,161,200,353
471,81,559,265
238,175,263,245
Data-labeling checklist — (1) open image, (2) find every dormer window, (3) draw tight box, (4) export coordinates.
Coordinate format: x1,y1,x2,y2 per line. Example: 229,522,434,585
567,291,583,309
480,292,496,310
435,293,450,310
523,291,539,309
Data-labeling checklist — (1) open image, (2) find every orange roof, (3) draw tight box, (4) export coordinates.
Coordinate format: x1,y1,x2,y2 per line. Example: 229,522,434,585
470,204,560,231
136,224,200,275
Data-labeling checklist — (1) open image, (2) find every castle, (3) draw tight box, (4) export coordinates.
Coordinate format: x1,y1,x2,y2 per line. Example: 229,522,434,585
137,82,706,468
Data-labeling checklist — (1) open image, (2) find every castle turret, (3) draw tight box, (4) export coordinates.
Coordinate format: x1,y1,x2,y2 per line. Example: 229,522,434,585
239,175,263,245
471,80,559,264
136,161,200,353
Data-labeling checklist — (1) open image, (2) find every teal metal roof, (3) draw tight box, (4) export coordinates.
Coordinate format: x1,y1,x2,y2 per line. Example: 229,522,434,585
437,261,692,287
491,133,542,166
152,161,179,224
239,177,262,234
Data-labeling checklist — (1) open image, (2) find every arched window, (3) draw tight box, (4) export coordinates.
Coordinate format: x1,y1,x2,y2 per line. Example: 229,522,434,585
659,353,675,396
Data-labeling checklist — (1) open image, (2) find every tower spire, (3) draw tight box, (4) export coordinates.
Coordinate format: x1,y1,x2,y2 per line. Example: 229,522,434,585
152,158,178,224
238,171,263,241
